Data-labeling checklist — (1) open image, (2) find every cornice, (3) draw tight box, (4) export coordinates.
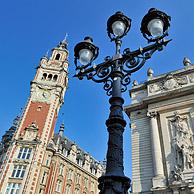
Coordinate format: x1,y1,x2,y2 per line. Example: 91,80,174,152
125,84,194,114
15,139,41,146
130,66,194,94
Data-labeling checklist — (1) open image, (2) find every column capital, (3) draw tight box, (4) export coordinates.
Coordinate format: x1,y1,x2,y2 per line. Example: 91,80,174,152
147,111,158,118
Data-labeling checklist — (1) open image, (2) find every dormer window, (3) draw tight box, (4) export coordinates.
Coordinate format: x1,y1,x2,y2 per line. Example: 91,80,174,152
76,159,83,166
76,152,84,167
90,167,97,174
63,149,68,157
55,53,61,60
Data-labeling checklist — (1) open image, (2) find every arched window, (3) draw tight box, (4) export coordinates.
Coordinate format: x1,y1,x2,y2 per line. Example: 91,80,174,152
55,180,62,192
55,53,61,60
42,73,47,80
53,75,58,82
74,189,79,194
67,169,73,180
47,74,52,81
65,184,71,194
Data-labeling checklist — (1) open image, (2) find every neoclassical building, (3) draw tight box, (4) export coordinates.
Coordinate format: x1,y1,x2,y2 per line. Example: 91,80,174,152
0,40,104,194
125,58,194,194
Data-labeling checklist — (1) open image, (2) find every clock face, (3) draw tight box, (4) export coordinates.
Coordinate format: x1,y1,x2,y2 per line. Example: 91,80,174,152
42,91,51,99
37,89,51,101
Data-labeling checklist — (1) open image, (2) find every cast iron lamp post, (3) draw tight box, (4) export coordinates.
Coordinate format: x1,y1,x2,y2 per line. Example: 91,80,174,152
74,8,171,194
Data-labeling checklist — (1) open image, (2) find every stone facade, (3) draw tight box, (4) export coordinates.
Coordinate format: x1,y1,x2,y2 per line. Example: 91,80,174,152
125,59,194,194
0,40,104,194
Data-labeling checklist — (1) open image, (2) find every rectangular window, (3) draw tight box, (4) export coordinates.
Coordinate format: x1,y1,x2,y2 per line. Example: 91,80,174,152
84,177,88,187
75,173,81,184
55,180,62,192
45,155,51,166
5,183,21,194
67,169,73,180
39,188,44,194
74,188,79,194
11,165,26,178
17,147,32,160
65,185,71,194
91,181,95,191
59,164,64,176
41,171,48,185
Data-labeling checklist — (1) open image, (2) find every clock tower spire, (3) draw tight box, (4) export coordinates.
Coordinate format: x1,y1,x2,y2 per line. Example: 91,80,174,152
0,40,69,194
18,39,68,140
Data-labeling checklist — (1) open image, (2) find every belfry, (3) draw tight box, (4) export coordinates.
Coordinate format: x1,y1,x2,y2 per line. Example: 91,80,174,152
0,40,104,194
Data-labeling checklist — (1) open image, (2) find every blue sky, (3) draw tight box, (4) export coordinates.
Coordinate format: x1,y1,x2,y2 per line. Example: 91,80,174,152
0,0,194,178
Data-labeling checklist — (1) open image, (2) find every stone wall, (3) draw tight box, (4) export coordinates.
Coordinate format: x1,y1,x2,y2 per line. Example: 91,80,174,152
125,60,194,194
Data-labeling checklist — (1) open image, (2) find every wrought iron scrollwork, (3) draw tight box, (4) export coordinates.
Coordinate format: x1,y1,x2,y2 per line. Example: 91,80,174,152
74,39,171,96
121,74,131,93
103,79,113,96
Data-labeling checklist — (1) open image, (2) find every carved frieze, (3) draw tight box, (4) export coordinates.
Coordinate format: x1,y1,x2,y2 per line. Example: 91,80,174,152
13,159,30,164
149,83,161,93
149,74,188,94
41,61,64,71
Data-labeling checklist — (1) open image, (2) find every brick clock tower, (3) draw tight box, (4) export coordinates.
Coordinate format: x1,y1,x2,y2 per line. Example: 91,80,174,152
0,40,69,194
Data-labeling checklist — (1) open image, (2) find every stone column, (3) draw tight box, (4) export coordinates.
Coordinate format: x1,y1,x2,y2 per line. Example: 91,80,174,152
147,111,166,188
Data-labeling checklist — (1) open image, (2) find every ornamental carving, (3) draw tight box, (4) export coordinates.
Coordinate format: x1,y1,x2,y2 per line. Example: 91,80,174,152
188,73,194,83
170,165,183,183
169,112,194,172
163,74,179,90
31,86,53,103
41,61,64,71
149,83,161,93
13,159,30,164
66,179,72,185
147,111,158,118
19,122,40,142
149,74,188,94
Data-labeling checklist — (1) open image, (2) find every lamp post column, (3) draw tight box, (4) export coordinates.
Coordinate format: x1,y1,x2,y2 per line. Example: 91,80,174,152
98,39,130,194
73,8,171,194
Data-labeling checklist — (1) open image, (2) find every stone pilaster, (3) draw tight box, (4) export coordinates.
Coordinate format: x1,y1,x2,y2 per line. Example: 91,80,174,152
147,111,166,188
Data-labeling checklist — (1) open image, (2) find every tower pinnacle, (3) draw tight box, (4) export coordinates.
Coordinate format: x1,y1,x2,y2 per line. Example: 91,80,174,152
59,123,65,137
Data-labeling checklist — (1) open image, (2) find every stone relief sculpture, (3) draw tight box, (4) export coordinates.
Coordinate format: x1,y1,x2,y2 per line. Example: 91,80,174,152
189,73,194,83
163,74,179,90
170,165,182,182
170,112,194,175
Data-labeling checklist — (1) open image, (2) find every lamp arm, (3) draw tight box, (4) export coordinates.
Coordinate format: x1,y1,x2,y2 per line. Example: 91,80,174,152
121,38,171,74
123,38,171,59
74,38,171,95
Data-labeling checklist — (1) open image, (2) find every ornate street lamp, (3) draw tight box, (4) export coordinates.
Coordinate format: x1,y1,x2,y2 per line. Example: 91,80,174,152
74,8,171,194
